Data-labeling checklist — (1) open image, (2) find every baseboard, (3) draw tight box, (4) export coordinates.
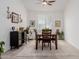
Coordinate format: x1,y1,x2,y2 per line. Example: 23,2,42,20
66,39,79,49
4,48,10,53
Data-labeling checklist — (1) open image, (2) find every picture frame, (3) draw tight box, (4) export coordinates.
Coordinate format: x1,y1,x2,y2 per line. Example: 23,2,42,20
11,12,19,23
55,20,61,27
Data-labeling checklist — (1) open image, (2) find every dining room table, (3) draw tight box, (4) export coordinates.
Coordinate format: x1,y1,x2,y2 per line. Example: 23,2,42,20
35,33,58,50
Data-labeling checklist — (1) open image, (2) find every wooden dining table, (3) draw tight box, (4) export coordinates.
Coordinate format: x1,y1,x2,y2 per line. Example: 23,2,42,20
35,33,58,50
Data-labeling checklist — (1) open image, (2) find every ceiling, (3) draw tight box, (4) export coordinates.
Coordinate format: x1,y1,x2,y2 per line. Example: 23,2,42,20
22,0,68,11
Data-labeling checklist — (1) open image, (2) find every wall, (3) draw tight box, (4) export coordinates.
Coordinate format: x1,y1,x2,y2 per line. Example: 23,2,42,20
0,0,27,52
64,0,79,49
27,10,64,33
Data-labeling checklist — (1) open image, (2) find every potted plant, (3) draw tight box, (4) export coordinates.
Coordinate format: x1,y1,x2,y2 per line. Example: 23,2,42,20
0,41,5,59
56,29,64,40
59,31,64,40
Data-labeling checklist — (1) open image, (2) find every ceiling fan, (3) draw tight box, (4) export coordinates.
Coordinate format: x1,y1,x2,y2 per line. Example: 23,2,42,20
42,0,56,5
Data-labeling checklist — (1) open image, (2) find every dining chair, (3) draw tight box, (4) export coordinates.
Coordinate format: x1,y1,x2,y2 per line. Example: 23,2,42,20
42,29,52,50
34,29,42,49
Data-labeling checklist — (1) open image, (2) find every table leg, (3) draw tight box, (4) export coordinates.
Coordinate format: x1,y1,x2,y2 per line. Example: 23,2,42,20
36,39,38,50
55,35,58,50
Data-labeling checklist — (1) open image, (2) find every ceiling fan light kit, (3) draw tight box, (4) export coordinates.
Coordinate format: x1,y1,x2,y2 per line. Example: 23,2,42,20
42,1,47,5
42,0,56,6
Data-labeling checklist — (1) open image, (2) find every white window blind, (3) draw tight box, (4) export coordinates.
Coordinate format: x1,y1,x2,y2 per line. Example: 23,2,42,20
36,15,52,33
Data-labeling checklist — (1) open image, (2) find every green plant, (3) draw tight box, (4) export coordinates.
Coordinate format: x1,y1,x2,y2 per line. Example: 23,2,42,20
0,41,5,59
56,30,64,40
59,31,64,40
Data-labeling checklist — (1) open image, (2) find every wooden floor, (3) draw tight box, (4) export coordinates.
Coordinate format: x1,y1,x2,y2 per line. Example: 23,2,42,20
2,40,79,59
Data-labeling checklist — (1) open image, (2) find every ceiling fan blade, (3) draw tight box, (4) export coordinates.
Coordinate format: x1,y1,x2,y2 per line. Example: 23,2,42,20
47,3,52,5
48,1,55,3
43,0,46,2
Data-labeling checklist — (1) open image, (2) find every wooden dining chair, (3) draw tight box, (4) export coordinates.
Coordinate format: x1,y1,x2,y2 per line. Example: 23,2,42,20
42,29,52,50
34,29,42,50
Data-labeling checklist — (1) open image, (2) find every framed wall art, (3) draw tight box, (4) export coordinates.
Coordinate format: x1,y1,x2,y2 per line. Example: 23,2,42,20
11,12,19,23
55,20,61,27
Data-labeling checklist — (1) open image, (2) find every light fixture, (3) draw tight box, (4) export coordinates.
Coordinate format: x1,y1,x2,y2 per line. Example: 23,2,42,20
19,14,22,23
42,0,56,6
7,6,12,19
42,1,47,5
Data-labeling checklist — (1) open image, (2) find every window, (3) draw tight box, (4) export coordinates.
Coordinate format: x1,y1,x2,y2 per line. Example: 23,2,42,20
36,15,52,32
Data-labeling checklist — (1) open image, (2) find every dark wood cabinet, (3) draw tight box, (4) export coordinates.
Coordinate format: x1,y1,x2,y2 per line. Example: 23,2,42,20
10,31,25,49
10,31,20,49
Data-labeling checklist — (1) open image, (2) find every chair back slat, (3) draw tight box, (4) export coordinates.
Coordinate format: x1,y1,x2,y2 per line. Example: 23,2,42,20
42,29,52,39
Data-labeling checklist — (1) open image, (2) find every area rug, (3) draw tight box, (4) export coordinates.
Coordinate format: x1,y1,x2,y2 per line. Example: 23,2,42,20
16,40,79,57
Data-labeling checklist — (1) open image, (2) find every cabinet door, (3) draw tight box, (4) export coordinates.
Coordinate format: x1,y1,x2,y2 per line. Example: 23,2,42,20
10,31,18,47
